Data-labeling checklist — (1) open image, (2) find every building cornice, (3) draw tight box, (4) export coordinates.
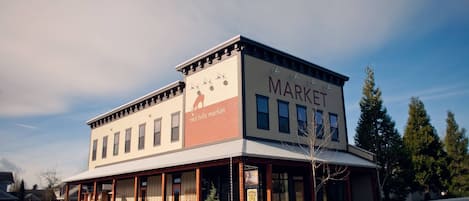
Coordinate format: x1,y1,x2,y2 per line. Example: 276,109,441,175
87,81,185,129
175,35,349,86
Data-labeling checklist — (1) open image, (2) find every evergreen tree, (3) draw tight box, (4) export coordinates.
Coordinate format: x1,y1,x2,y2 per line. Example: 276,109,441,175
444,111,469,196
403,97,449,194
205,182,219,201
355,67,382,153
354,67,411,200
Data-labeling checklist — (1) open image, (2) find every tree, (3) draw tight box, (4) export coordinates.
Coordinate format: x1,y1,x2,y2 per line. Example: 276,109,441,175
205,182,219,201
403,97,449,195
444,111,469,196
18,180,25,201
296,108,348,201
40,169,60,201
354,67,411,201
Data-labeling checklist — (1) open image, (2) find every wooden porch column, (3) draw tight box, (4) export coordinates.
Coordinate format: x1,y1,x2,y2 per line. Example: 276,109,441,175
134,176,139,201
161,173,166,201
346,173,352,201
239,162,244,201
111,179,117,201
93,181,98,201
65,184,70,201
266,164,272,201
77,184,82,201
196,168,201,201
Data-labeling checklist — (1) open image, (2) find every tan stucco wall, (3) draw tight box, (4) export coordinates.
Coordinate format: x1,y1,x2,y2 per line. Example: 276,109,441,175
243,55,347,150
89,95,184,169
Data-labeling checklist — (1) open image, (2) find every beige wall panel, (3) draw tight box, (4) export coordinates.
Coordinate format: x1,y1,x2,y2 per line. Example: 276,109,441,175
89,95,184,169
243,55,347,150
184,55,242,147
147,175,162,201
181,171,196,201
116,179,134,201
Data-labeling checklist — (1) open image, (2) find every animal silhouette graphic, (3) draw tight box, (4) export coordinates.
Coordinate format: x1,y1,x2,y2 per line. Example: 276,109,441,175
193,91,205,111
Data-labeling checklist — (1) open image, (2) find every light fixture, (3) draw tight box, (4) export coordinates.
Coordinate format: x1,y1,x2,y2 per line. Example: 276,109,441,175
271,66,280,74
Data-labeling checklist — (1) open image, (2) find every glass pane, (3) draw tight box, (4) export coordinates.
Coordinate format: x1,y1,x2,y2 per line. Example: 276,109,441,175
154,119,161,132
139,124,145,137
257,96,268,113
172,113,179,127
278,102,289,118
297,106,306,121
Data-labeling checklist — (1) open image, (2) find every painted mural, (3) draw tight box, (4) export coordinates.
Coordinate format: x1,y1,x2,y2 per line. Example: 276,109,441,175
184,56,240,147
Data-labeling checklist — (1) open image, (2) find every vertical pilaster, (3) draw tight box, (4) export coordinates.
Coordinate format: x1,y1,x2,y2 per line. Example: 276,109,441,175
161,173,166,201
77,184,82,201
111,179,117,201
346,173,352,201
65,184,70,201
196,168,201,201
93,181,98,201
266,164,272,201
134,176,139,201
239,162,244,201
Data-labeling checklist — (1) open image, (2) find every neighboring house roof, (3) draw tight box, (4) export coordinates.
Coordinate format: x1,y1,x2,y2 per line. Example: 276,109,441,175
0,189,18,201
0,173,13,183
64,139,376,183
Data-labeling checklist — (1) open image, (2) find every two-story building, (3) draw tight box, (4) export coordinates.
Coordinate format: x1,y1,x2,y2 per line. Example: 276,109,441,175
64,36,378,201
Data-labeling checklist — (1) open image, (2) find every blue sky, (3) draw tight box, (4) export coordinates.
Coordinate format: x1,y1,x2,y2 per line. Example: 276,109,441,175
1,1,468,188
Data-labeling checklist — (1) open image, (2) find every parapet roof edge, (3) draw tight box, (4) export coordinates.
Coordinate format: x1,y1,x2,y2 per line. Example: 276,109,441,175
86,80,184,125
175,35,349,82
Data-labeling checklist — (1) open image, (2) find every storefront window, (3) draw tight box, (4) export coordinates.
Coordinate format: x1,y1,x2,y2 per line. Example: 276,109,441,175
273,173,289,201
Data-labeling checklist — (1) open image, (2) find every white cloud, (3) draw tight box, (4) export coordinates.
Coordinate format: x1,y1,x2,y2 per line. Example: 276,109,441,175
0,1,448,117
15,123,38,130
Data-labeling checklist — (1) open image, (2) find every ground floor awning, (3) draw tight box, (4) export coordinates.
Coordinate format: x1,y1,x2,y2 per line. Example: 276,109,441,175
64,139,376,183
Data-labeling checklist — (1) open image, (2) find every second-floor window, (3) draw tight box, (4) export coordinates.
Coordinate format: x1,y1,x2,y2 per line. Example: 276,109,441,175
278,100,290,133
154,118,161,146
138,123,145,150
125,128,131,153
171,112,180,142
113,132,119,156
315,110,324,138
297,105,307,136
92,139,97,161
102,136,108,159
256,95,269,130
330,113,339,141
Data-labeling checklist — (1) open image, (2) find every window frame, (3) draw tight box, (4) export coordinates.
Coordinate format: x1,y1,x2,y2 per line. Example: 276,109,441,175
125,128,131,153
277,100,290,133
296,104,307,136
256,94,270,130
154,118,162,146
138,123,146,150
329,113,339,142
315,110,324,139
113,132,119,156
171,112,180,142
102,136,108,159
92,139,97,161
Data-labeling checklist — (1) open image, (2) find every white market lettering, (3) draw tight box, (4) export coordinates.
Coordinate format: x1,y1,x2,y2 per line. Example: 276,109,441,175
189,107,226,123
269,76,327,107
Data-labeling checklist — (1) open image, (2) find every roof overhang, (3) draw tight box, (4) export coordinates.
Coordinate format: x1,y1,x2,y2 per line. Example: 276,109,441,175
64,139,376,183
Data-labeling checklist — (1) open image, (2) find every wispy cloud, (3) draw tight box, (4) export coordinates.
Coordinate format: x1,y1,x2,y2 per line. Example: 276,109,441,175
384,83,469,105
0,1,458,117
15,123,38,130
